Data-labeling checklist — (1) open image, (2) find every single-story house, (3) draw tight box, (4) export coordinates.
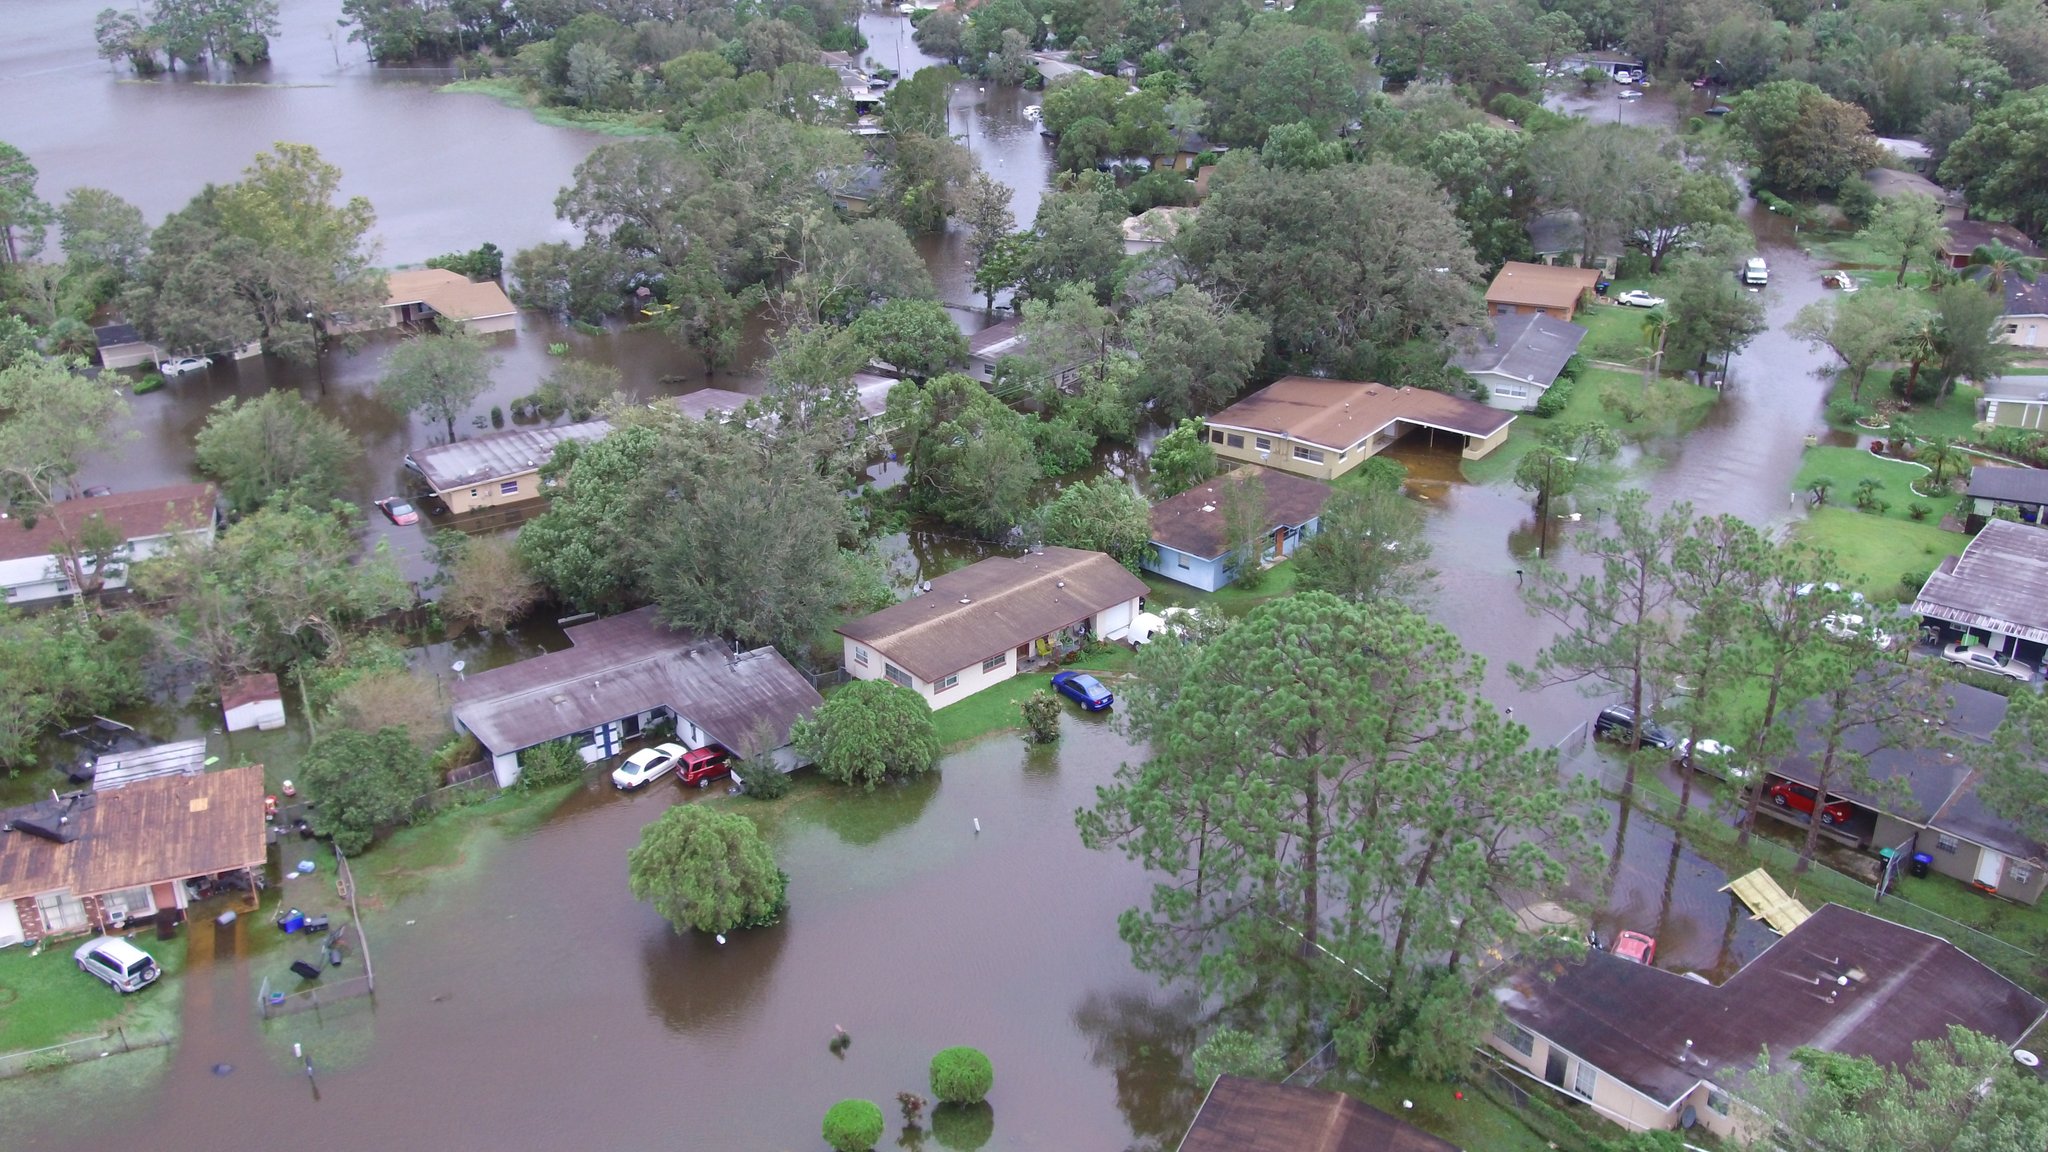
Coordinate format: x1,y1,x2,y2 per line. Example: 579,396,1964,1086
673,388,758,423
1913,519,2048,664
1450,314,1587,412
382,267,519,335
1148,130,1225,173
1121,205,1198,255
673,375,898,429
1941,219,2040,270
1178,1075,1460,1152
1559,51,1645,79
404,419,611,515
1999,277,2048,350
1965,464,2048,528
1487,903,2046,1138
1203,377,1515,481
836,547,1147,709
222,673,286,733
0,765,267,946
1485,261,1603,322
1144,466,1331,591
964,316,1094,391
1980,373,2048,429
1863,167,1956,213
91,321,161,370
451,606,823,788
823,163,887,213
0,483,218,605
1874,136,1932,172
1525,211,1619,270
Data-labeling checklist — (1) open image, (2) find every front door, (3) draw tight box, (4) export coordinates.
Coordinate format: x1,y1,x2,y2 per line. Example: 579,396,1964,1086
1544,1048,1569,1088
1016,644,1029,663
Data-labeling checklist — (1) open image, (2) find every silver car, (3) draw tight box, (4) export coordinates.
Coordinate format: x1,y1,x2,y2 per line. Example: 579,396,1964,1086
75,936,161,993
1941,643,2035,681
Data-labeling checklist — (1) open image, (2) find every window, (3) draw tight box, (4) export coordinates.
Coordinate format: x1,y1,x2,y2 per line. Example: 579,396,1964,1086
1293,445,1325,463
936,673,960,692
854,646,869,667
469,488,479,498
982,653,1006,673
1573,1061,1597,1097
1254,437,1271,450
1494,1022,1536,1057
1176,553,1190,569
2008,325,2021,336
500,480,520,496
1495,384,1528,398
1707,1090,1730,1116
1226,434,1244,449
1209,428,1224,444
1938,834,1959,852
884,664,912,688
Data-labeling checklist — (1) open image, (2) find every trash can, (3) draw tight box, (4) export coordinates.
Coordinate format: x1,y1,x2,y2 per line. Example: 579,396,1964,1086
1912,852,1933,879
301,915,330,934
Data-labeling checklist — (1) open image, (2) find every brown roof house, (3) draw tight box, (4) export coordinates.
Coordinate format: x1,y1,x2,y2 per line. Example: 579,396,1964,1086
1941,219,2041,270
0,765,267,947
1144,466,1332,591
452,607,823,788
0,483,218,606
1487,903,2046,1139
1203,377,1514,481
382,267,519,334
836,547,1148,709
404,419,611,515
1485,261,1603,321
1178,1075,1461,1152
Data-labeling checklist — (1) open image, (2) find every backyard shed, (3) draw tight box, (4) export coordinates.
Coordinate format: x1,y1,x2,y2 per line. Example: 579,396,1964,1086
222,673,286,732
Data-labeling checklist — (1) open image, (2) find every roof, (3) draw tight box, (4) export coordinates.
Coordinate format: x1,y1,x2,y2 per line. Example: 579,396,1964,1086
1984,375,2048,403
823,163,887,202
1913,519,2048,643
1864,168,1947,204
1206,377,1514,452
91,740,211,792
836,548,1148,683
0,484,216,563
405,420,612,494
967,316,1025,360
1773,683,2006,822
221,673,282,713
1451,313,1586,387
1150,467,1332,560
1177,1076,1461,1152
673,388,757,422
853,372,898,420
1943,219,2040,259
1121,205,1199,244
1498,903,2046,1109
0,765,267,902
91,322,146,348
1968,464,2048,506
2005,276,2048,320
1875,137,1932,163
1484,262,1603,311
451,607,821,760
384,267,518,322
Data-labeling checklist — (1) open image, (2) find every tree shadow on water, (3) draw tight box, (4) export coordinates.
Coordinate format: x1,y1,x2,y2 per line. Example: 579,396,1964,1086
930,1102,994,1151
638,918,788,1033
1071,988,1206,1152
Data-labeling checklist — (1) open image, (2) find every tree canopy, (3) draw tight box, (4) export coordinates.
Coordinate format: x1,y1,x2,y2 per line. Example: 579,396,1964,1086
193,391,358,515
628,804,787,935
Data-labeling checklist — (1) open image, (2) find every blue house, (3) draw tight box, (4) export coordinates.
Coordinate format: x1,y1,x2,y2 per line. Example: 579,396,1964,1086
1143,467,1333,592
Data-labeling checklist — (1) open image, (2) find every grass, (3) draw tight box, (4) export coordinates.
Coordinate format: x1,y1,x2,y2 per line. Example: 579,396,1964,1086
1825,371,1986,443
439,78,662,136
1793,445,1948,523
929,673,1052,749
0,933,189,1054
1140,558,1301,616
1333,1066,1554,1152
1462,364,1721,487
1794,507,1968,603
344,783,572,912
1575,298,1659,365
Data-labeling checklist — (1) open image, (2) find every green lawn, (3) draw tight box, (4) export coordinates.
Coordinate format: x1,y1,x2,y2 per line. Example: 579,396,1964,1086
440,78,661,136
1575,299,1659,365
1463,365,1721,486
1824,371,1985,443
1141,558,1301,616
0,933,189,1054
929,673,1052,749
1794,445,1950,523
1334,1066,1554,1152
1794,507,1968,602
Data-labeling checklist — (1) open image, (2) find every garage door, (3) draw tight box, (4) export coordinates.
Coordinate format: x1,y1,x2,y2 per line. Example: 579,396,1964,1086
0,900,21,948
1097,599,1135,641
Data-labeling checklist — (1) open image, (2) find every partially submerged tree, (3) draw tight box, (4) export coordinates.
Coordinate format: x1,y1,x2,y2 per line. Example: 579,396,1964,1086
1146,417,1217,498
193,391,357,514
1035,477,1153,572
628,805,787,935
434,531,541,632
300,726,437,855
1294,463,1435,603
792,679,942,791
378,327,498,442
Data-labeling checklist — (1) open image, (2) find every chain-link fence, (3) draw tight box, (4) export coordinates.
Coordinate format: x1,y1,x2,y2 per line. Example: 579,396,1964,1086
0,1026,172,1080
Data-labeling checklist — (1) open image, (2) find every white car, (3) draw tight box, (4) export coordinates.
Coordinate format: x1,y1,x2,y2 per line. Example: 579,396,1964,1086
610,742,686,790
158,356,209,376
1821,613,1895,649
1795,582,1865,606
1941,643,2036,682
1675,738,1753,782
1615,290,1666,308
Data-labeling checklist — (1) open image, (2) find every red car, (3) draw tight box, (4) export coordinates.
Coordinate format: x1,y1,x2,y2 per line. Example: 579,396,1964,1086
677,746,732,789
1767,781,1852,825
375,497,419,526
1613,930,1656,966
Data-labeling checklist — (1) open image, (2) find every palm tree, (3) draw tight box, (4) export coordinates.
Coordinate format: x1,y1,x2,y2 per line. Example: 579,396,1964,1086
1897,317,1939,403
1920,435,1966,486
1962,242,2045,293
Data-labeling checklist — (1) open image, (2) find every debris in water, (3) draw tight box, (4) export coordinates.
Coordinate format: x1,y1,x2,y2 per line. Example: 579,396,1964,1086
212,1063,234,1076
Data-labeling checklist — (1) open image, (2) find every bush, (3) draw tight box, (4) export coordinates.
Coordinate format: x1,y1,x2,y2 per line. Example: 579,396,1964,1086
300,727,439,855
1908,502,1933,521
1020,691,1061,744
627,805,787,934
739,760,792,800
1836,176,1878,228
1828,397,1872,427
1532,374,1576,418
930,1046,994,1104
516,738,584,790
823,1099,885,1152
1614,251,1652,281
1900,568,1931,597
133,373,163,395
792,679,942,790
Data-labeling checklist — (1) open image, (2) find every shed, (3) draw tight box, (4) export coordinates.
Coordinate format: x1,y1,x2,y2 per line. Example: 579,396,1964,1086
222,673,286,732
403,420,612,514
91,322,161,370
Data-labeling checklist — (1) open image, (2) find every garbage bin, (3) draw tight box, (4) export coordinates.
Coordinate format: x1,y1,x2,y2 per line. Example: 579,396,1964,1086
1911,852,1933,879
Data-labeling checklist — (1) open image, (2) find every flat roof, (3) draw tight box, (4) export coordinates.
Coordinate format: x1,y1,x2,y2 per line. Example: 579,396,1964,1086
1178,1075,1460,1152
1484,262,1602,310
0,483,215,563
1150,466,1331,560
405,420,612,494
1968,464,2048,506
1913,519,2048,642
673,388,756,423
0,765,267,902
1205,377,1513,452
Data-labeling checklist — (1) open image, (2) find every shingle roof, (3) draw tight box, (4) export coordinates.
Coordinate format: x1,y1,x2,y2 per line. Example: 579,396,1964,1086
1967,465,2048,506
1943,219,2040,260
1773,683,2005,821
1484,262,1602,311
221,673,282,713
0,484,216,563
1498,904,2046,1108
1205,377,1513,452
405,420,612,494
0,765,267,902
836,548,1148,683
1178,1076,1461,1152
1121,205,1198,244
967,316,1025,359
1150,467,1331,560
1913,519,2048,643
2005,276,2048,320
91,322,145,347
1451,314,1586,387
384,267,517,322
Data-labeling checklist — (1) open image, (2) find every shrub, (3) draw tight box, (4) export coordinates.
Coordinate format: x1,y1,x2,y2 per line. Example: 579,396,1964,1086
739,760,792,800
930,1046,994,1104
1828,398,1872,427
133,373,163,395
1853,477,1886,513
627,806,786,934
516,738,584,790
792,680,942,790
823,1099,885,1152
1532,375,1576,418
1908,502,1933,521
490,405,504,427
1192,1027,1284,1083
1836,176,1878,228
1020,691,1061,744
1900,569,1931,597
1614,251,1652,281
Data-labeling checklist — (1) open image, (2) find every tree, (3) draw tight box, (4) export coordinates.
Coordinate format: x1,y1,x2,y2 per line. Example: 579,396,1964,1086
1217,467,1269,590
1788,290,1930,406
148,0,282,67
1294,464,1435,603
1196,22,1364,145
192,392,357,515
435,532,540,632
1859,194,1947,288
1734,541,1852,846
0,607,153,770
1664,253,1768,376
881,65,960,139
1982,690,2048,848
628,804,787,935
1962,241,2046,294
929,1047,994,1105
300,727,437,855
1035,477,1152,571
1930,281,2011,395
1729,80,1885,198
971,233,1031,314
0,359,132,594
1021,691,1061,744
0,142,51,265
884,373,1042,536
519,425,660,613
791,679,941,790
1657,515,1770,817
1020,184,1126,303
1527,123,1660,278
913,10,966,63
959,172,1018,311
57,187,149,288
1191,1028,1285,1084
1015,282,1117,387
1512,423,1620,535
1626,167,1740,275
531,358,620,421
883,131,974,235
1124,286,1270,421
1939,87,2048,237
95,8,165,74
822,1099,885,1152
324,663,449,753
1147,417,1217,498
378,327,498,441
848,298,967,380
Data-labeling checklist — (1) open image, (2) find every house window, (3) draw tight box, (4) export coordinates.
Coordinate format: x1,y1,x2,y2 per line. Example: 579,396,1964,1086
884,664,912,688
1938,834,1959,852
1226,434,1244,449
1293,445,1325,463
1573,1061,1598,1097
1209,429,1223,444
2008,325,2021,335
1707,1089,1731,1116
854,646,869,667
1254,437,1271,450
1496,384,1529,398
936,673,960,692
469,488,479,498
982,653,1006,673
1176,553,1190,569
1494,1022,1536,1056
500,480,520,495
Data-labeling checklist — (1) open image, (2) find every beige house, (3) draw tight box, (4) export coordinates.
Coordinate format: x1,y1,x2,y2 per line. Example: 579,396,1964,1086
1202,377,1514,481
403,420,611,514
1120,205,1198,255
2000,278,2048,350
836,548,1147,709
383,268,519,335
1485,261,1603,321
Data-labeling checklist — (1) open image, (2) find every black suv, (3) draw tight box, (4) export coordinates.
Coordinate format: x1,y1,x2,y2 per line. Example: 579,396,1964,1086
1593,706,1678,750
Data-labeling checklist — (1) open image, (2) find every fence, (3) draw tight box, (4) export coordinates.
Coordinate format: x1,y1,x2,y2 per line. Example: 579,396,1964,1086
412,770,499,815
257,847,376,1020
0,1026,173,1080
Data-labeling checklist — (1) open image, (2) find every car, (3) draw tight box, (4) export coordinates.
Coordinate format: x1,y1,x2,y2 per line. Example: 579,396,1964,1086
677,745,732,789
1795,581,1865,605
1766,780,1853,825
1823,271,1860,293
1615,290,1666,308
1821,613,1895,649
374,497,419,526
74,936,160,993
158,356,209,376
1675,737,1753,782
1705,104,1732,116
1941,643,2036,682
1612,930,1656,965
1741,257,1769,287
610,742,686,790
1593,705,1678,750
78,485,113,499
1051,670,1114,712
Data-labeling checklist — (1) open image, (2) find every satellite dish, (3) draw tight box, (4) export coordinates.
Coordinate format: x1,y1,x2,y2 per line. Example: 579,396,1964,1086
2017,1050,2040,1068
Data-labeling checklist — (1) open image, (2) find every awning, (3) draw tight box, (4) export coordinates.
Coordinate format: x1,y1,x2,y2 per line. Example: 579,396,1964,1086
1912,599,2048,646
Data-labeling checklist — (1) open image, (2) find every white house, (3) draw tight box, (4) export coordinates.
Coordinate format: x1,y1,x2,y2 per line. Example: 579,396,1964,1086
0,484,218,605
1451,313,1587,412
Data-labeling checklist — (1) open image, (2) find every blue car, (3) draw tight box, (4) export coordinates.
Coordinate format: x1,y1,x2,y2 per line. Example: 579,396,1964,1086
1050,671,1113,712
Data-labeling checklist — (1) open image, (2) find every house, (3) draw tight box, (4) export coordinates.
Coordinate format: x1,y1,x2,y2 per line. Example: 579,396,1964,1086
1999,277,2048,350
222,673,286,733
1525,211,1620,270
1203,377,1515,481
673,388,758,423
1178,1075,1460,1152
1862,167,1957,213
836,547,1148,709
1940,219,2040,270
0,483,218,605
382,267,519,335
1120,205,1198,255
404,420,611,515
1965,464,2048,528
1487,903,2046,1138
1913,519,2048,666
1147,130,1225,173
91,321,161,370
674,374,897,428
1874,136,1932,172
1559,51,1645,79
1485,261,1604,322
451,606,823,788
0,765,267,947
964,316,1095,390
1144,467,1331,591
823,163,887,213
1450,314,1587,412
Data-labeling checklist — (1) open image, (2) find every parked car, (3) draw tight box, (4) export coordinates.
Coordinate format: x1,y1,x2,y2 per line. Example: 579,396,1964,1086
1675,737,1753,782
1823,271,1860,293
74,936,160,993
610,742,686,790
1050,670,1114,712
1612,930,1656,965
677,745,732,789
1615,290,1666,308
158,356,209,376
374,497,419,526
1593,705,1678,750
1767,780,1853,825
1741,257,1770,287
1941,643,2036,681
78,485,113,499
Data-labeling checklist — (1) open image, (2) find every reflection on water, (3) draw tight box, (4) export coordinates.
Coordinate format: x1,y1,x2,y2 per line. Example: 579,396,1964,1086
639,915,789,1035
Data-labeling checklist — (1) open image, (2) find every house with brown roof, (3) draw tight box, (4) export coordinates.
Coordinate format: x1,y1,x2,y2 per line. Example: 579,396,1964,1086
1203,377,1514,481
404,419,611,514
963,316,1096,391
836,547,1148,709
222,673,286,733
1487,903,2046,1138
0,484,218,605
382,267,519,334
0,765,267,947
1485,261,1603,321
1940,219,2040,270
1144,466,1332,591
1178,1075,1460,1152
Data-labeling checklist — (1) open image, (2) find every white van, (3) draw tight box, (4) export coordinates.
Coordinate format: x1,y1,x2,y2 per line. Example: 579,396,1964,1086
74,936,160,993
1742,257,1769,287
